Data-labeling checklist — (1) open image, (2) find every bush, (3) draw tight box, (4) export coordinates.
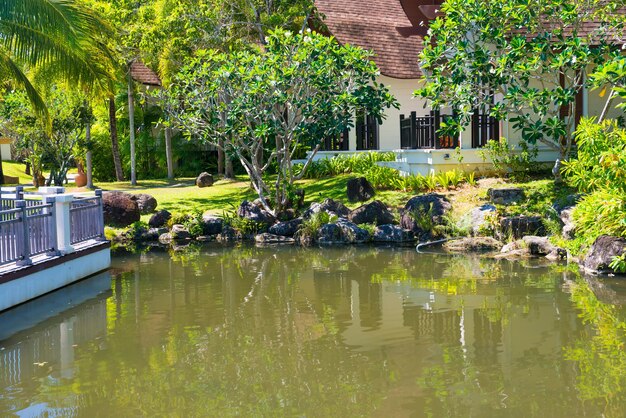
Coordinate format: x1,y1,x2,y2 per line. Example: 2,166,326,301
479,138,539,180
563,119,626,245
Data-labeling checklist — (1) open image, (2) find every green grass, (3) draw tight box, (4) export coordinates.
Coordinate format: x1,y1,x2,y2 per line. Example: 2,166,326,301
1,160,79,186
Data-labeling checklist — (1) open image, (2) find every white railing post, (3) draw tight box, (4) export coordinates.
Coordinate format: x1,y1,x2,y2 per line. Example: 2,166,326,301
15,200,32,266
54,194,75,254
95,189,106,241
38,186,65,195
44,195,60,256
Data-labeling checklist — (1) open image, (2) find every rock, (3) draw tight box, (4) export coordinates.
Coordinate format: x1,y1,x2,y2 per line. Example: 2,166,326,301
102,191,141,227
444,237,503,252
488,188,524,205
254,233,295,245
158,233,173,244
522,236,556,256
317,223,347,245
196,172,214,187
463,204,497,235
373,224,415,243
560,207,576,239
196,235,216,242
349,200,395,226
201,214,224,235
400,193,451,233
583,235,626,274
499,216,545,239
268,218,303,237
217,225,242,243
149,209,172,228
337,219,370,243
237,200,276,227
346,177,375,203
553,194,582,213
138,228,162,242
303,198,351,219
276,209,297,221
171,224,191,241
133,193,157,214
497,236,567,260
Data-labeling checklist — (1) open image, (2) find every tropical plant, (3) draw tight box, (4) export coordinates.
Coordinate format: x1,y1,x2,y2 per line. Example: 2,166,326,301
479,138,539,180
166,29,397,215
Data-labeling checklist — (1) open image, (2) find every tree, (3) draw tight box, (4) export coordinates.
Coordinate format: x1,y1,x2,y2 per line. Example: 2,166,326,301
416,0,623,180
166,29,397,214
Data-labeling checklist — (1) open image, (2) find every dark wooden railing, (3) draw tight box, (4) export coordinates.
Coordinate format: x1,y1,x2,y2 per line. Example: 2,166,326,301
400,111,458,149
400,111,499,149
320,128,349,151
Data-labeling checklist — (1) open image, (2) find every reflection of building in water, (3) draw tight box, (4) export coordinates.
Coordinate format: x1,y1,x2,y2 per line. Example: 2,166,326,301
0,272,110,387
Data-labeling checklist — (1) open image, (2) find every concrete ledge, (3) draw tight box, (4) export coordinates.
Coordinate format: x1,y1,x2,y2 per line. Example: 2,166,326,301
0,241,111,312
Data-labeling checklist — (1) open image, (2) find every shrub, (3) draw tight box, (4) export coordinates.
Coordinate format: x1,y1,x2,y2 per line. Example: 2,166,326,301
479,138,539,180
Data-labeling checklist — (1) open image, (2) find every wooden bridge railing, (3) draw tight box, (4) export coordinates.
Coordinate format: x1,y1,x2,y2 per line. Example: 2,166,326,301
0,189,105,268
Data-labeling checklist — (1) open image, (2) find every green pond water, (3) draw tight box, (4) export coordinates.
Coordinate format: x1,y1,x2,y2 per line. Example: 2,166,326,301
2,244,626,417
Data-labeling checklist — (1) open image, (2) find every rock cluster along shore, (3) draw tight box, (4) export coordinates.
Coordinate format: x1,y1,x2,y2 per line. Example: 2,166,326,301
103,185,626,276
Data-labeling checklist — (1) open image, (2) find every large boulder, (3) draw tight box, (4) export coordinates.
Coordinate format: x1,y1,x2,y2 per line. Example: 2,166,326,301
102,191,141,227
400,193,451,233
346,177,375,203
171,224,191,241
201,214,224,235
488,188,524,205
237,200,276,228
268,218,303,237
149,209,171,228
349,200,394,226
462,204,497,236
303,198,350,219
498,236,566,260
336,219,370,243
583,235,626,274
444,237,503,252
373,224,415,243
317,223,347,245
133,193,157,214
217,225,242,243
499,216,545,239
196,172,214,188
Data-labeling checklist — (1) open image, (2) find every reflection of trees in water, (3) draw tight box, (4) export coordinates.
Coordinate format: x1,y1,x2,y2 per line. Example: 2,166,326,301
564,275,626,418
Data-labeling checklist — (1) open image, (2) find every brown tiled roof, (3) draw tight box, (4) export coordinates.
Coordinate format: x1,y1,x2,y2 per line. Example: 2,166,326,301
130,61,161,86
315,0,430,79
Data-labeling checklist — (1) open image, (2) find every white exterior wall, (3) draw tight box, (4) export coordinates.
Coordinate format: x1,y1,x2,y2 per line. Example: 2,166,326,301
0,144,11,161
377,75,425,150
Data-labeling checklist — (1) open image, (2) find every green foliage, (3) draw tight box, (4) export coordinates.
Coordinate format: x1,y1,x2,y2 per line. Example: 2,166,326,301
296,211,337,240
563,119,626,244
609,254,626,274
416,0,622,163
166,29,397,214
167,212,191,229
479,138,539,180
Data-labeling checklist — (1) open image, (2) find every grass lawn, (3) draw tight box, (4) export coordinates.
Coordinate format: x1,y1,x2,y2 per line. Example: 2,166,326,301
1,160,79,187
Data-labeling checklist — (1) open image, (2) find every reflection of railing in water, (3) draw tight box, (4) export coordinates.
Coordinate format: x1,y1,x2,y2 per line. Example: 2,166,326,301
0,272,111,387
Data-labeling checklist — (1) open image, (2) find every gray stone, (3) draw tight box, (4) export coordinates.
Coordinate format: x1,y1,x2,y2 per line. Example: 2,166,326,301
217,225,242,243
346,177,375,203
196,235,217,242
237,200,276,227
102,191,141,227
400,193,451,233
201,214,224,235
149,209,171,228
463,204,497,235
522,236,556,256
133,193,157,214
444,237,503,252
317,223,347,245
171,224,191,241
560,207,576,239
583,235,626,274
254,233,295,245
499,216,545,239
196,172,214,187
498,236,567,260
303,198,351,219
349,200,395,226
337,219,370,243
373,224,415,243
488,188,524,205
158,233,173,244
268,218,303,237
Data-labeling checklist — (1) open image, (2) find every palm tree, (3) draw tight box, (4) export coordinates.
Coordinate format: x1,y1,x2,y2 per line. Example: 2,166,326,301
0,0,113,182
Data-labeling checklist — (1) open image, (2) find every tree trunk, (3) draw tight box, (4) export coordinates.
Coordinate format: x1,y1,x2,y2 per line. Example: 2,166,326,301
0,148,3,184
225,155,234,179
218,138,224,177
25,162,31,176
165,127,174,180
128,76,137,185
85,120,94,189
109,96,124,181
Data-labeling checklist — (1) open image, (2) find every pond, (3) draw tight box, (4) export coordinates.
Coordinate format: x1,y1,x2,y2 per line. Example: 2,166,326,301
1,244,626,417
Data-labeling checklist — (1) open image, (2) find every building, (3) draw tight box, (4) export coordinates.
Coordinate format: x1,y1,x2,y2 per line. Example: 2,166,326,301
313,0,623,175
0,138,11,161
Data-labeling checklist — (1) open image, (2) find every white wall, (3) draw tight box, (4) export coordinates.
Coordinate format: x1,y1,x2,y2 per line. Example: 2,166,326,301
0,144,11,161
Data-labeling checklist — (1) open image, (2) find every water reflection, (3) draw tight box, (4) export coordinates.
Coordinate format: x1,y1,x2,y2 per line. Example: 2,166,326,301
1,245,626,417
